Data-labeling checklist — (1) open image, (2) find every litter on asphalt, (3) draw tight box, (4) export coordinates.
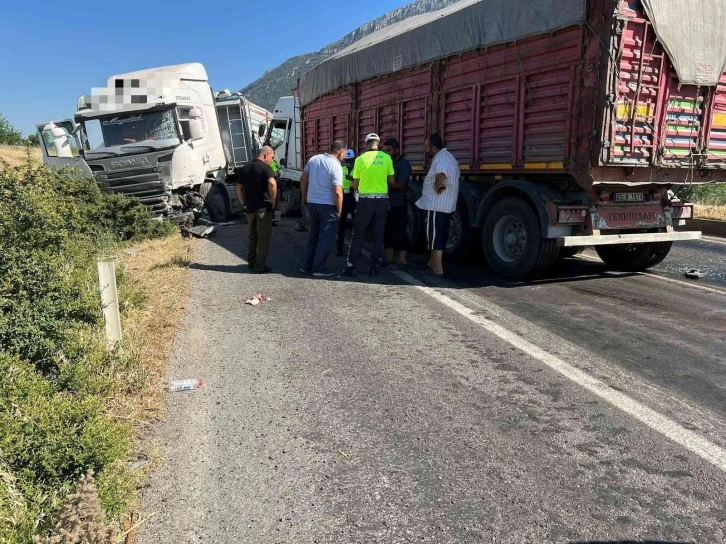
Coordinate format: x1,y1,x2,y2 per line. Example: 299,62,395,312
168,378,204,392
245,294,272,306
685,269,703,279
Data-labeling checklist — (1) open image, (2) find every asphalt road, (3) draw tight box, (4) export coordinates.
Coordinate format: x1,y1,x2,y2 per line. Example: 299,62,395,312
139,222,726,544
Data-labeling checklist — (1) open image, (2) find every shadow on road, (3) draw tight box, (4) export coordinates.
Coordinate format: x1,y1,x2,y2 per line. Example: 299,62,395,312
193,219,636,290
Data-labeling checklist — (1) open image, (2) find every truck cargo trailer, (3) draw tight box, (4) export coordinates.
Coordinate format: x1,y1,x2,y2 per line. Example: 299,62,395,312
298,0,726,278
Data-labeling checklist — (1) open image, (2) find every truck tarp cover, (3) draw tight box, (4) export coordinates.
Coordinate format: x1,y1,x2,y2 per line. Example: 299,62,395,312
641,0,726,87
298,0,586,107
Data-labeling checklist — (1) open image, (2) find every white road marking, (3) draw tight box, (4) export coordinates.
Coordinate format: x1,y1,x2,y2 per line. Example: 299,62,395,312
389,267,726,473
576,254,726,296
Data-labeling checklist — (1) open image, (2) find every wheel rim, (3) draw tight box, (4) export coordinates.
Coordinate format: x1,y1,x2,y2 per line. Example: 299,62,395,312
447,210,462,250
492,214,527,263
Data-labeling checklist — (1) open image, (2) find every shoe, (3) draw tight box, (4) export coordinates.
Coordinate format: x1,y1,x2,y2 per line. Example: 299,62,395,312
252,266,272,274
313,269,335,277
343,267,358,278
299,267,313,275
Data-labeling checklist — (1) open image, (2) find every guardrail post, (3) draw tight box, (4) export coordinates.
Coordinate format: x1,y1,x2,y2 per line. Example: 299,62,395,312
97,260,122,350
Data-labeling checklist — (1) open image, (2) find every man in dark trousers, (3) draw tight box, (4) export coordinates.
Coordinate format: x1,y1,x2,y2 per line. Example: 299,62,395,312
344,133,395,277
382,138,412,267
236,145,277,274
336,149,357,256
299,140,346,277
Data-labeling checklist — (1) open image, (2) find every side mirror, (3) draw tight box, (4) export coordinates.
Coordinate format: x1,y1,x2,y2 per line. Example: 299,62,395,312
188,108,204,140
258,123,267,138
279,158,287,167
51,126,67,138
44,123,74,158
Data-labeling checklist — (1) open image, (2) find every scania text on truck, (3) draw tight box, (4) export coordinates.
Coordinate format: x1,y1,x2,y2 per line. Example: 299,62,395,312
298,0,726,278
37,63,271,222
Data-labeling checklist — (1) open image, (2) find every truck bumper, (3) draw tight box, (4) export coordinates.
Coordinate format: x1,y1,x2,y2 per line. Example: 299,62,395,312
558,231,702,247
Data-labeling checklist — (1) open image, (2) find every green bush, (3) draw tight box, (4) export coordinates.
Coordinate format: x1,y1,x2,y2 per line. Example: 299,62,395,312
678,183,726,206
0,162,175,542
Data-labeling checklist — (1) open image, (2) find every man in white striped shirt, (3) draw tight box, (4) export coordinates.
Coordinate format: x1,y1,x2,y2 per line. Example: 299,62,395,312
415,133,460,276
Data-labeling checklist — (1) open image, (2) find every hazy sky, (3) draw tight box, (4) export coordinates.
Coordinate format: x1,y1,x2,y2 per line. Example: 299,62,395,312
0,0,407,134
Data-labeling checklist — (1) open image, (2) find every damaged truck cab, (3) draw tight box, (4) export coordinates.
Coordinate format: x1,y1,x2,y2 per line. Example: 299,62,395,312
37,63,272,223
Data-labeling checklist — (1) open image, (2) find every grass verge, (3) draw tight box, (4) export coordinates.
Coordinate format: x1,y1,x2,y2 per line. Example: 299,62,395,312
0,145,41,166
0,158,191,542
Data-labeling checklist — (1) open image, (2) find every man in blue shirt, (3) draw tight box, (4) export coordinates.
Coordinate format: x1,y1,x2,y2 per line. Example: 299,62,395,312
299,140,347,277
382,139,412,266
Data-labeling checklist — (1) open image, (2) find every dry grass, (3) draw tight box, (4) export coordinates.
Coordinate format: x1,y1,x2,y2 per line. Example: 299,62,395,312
113,234,195,428
0,145,41,167
694,204,726,221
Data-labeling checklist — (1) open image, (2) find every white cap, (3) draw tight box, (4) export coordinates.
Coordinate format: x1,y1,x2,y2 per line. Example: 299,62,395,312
344,149,356,160
365,133,380,142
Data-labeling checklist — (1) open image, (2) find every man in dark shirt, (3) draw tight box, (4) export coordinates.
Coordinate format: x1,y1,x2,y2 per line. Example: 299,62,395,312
382,139,412,266
236,146,277,274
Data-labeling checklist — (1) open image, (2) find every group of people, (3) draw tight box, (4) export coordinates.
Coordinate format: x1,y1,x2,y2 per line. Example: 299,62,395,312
235,132,460,278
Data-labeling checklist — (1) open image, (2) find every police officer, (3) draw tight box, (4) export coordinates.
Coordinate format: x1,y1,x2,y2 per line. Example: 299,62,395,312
345,134,395,277
336,149,357,256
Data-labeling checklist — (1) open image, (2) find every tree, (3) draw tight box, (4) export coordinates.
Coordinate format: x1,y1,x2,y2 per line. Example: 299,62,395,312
26,133,40,147
0,114,25,145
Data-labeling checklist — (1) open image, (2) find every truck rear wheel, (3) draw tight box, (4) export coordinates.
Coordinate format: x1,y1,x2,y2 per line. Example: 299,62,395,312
595,242,673,272
406,191,422,248
200,182,228,222
482,197,549,279
444,196,473,260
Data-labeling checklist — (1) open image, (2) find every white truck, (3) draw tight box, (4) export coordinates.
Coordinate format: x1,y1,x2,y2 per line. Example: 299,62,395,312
264,96,304,216
37,63,271,222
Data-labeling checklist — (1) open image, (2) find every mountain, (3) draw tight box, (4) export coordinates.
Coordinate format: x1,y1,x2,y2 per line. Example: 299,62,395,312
240,0,463,110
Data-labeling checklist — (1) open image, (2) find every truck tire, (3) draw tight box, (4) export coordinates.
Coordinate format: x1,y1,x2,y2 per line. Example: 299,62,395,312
595,242,673,271
481,197,546,279
406,191,422,248
444,195,473,260
200,182,228,222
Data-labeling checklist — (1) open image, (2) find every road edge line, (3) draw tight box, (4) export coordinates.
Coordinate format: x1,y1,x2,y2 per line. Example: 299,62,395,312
390,268,726,473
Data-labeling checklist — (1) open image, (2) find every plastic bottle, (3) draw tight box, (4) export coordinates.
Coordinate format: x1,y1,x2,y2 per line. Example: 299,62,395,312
168,378,204,392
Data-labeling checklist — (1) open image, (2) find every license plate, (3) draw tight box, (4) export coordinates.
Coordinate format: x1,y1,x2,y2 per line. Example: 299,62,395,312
615,192,645,202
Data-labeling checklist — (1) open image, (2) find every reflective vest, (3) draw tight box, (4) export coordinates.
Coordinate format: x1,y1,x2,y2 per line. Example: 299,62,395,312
270,160,279,173
341,164,352,190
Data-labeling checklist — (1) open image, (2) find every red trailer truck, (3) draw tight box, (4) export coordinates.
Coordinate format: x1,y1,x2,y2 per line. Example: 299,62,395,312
297,0,726,278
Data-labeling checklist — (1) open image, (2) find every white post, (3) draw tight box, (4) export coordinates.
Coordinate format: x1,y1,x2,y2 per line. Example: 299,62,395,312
97,260,122,350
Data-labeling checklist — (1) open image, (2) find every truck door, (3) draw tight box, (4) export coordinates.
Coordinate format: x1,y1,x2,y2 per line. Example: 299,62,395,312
36,119,92,176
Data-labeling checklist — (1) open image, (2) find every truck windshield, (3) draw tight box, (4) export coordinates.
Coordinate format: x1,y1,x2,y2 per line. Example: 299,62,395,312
267,121,287,150
82,109,180,153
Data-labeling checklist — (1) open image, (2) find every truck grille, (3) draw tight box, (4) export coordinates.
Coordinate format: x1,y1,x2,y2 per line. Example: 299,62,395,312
94,168,171,215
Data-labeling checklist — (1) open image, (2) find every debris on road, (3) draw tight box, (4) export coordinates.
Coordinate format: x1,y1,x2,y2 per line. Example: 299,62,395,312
182,225,216,238
685,269,703,279
197,218,243,227
168,378,204,392
294,221,308,232
245,294,272,306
